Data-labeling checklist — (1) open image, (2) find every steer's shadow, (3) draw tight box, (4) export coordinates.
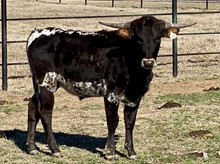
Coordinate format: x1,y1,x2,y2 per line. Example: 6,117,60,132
0,129,106,155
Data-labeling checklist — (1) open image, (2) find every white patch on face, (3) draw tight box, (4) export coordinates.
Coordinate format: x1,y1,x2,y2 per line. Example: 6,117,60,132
106,92,120,105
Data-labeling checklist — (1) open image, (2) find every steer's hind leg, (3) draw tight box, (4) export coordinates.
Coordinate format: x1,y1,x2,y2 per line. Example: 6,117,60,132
38,87,61,157
104,97,119,160
27,93,41,154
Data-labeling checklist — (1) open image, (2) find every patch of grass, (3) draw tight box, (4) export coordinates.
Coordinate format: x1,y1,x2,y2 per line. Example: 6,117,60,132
137,106,220,164
204,75,220,81
0,104,24,115
154,91,220,106
80,104,103,111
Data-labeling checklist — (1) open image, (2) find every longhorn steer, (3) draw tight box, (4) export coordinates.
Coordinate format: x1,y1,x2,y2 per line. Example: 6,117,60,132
26,15,194,159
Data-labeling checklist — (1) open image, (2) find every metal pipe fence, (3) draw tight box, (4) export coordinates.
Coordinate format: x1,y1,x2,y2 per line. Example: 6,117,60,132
1,0,220,90
1,0,7,90
84,0,211,9
36,0,211,9
172,0,178,77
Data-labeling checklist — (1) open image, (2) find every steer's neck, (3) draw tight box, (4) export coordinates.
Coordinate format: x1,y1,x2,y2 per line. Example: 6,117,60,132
96,30,128,48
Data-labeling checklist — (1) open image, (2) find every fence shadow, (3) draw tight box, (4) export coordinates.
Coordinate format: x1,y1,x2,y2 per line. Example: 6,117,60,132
0,129,106,155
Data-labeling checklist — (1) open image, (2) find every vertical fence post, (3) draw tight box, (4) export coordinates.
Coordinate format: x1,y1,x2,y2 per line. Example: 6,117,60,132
85,0,87,5
172,0,178,77
1,0,8,90
112,0,114,7
206,0,209,9
141,0,143,8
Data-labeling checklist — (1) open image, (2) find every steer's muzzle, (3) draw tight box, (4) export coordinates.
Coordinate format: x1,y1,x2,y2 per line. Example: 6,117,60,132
141,58,157,69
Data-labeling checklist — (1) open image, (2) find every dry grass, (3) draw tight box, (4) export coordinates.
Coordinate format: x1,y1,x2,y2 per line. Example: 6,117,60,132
0,0,220,163
1,0,219,78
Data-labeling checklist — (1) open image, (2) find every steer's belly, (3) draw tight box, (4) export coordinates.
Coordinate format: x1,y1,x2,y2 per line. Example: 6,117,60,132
61,79,107,99
39,72,137,106
39,72,107,99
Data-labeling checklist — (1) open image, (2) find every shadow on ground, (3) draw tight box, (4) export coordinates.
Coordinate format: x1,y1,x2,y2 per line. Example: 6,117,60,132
0,129,106,154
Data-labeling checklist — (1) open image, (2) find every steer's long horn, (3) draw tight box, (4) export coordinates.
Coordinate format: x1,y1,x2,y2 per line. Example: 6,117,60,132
98,21,131,28
166,22,197,28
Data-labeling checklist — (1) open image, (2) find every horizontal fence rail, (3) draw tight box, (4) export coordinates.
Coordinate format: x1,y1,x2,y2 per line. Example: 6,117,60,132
1,1,220,90
180,32,220,35
84,0,212,9
1,11,219,22
40,0,212,9
1,51,219,67
2,31,220,45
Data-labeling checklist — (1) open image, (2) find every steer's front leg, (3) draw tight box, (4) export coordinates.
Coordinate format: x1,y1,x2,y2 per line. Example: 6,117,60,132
124,103,140,160
104,96,120,160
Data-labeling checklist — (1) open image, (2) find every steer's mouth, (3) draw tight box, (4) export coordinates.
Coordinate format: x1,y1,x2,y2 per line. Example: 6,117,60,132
141,58,157,69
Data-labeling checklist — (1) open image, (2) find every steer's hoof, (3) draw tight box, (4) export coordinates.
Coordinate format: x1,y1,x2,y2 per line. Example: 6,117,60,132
29,149,39,155
128,155,137,160
53,152,63,158
105,154,118,161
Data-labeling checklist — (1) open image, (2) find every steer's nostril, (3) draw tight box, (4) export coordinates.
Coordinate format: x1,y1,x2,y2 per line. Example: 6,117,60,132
141,58,157,69
144,61,153,67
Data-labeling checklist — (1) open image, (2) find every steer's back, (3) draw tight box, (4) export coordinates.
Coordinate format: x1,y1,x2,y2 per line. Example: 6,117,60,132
27,28,128,99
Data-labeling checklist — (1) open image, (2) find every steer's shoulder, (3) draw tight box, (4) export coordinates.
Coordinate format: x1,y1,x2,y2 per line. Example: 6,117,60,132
27,27,65,47
27,27,104,48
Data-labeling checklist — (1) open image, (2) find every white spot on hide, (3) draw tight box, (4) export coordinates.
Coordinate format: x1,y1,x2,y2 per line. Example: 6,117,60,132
27,28,102,48
107,93,120,105
39,72,60,92
121,96,137,107
27,28,63,47
39,72,107,98
75,31,98,36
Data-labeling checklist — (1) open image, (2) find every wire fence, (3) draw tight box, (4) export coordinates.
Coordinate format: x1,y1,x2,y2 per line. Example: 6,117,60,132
1,11,219,63
1,0,220,90
39,0,212,9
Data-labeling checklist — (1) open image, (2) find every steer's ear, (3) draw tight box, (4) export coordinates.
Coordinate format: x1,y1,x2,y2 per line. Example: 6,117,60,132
117,28,134,39
164,27,180,40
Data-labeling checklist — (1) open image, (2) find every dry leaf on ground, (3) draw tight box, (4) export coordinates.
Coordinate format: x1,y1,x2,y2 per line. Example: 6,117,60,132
188,130,214,139
188,151,208,159
157,101,182,109
204,87,220,91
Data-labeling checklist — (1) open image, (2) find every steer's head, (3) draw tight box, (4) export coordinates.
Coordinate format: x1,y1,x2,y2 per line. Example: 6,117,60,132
99,15,195,69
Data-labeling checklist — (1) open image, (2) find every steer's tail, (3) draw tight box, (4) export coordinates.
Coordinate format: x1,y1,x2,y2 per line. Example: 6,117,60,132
30,71,41,112
28,49,40,109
